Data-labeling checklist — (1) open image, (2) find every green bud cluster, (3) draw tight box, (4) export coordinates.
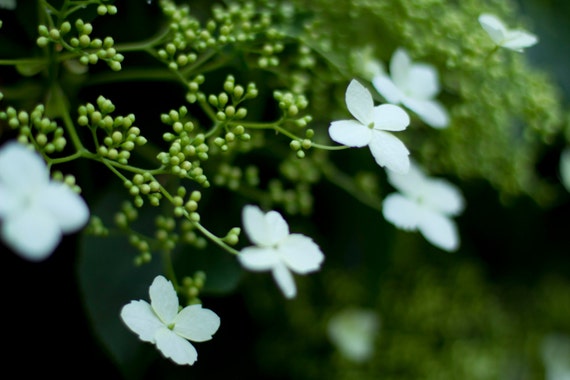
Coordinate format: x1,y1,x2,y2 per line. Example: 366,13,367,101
130,233,153,266
124,172,163,208
84,215,109,237
185,75,205,104
268,179,314,216
158,106,210,186
210,1,287,68
78,96,146,164
114,200,138,229
181,271,207,305
209,75,258,152
221,227,241,246
37,18,124,71
180,219,207,248
213,163,243,191
51,171,83,194
155,215,178,253
0,104,67,153
279,154,320,184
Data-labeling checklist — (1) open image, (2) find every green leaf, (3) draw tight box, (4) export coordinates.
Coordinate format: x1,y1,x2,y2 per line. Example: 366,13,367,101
77,190,162,379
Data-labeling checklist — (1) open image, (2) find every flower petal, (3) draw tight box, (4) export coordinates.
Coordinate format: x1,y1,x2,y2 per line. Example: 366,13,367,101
329,119,373,147
345,79,374,125
502,30,538,51
242,205,289,246
386,161,426,198
417,211,460,252
0,184,23,218
368,131,410,174
238,246,280,271
155,327,198,365
407,64,440,100
2,207,61,261
382,193,422,231
277,233,324,274
174,304,221,342
372,75,404,104
403,98,450,129
39,182,90,233
272,262,296,299
423,179,465,215
0,141,48,194
149,275,179,325
390,48,411,90
478,13,507,45
372,104,410,132
120,300,164,343
560,147,570,192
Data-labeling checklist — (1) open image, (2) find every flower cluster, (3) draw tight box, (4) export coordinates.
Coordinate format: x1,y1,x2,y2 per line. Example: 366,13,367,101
0,1,554,374
0,141,89,260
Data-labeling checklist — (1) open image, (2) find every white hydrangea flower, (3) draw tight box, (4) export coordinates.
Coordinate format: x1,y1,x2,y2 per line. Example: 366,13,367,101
120,275,221,366
541,334,570,380
329,79,411,174
0,141,89,261
382,161,464,252
238,204,324,299
0,0,16,10
478,13,538,52
559,147,570,192
327,308,379,363
372,48,449,129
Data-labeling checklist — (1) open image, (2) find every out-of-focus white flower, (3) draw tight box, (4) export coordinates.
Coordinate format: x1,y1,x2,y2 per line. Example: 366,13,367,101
478,13,538,52
327,308,379,363
372,48,449,129
382,161,464,252
329,79,411,174
238,204,324,299
541,333,570,380
559,147,570,192
0,141,89,261
0,0,16,10
350,46,386,81
120,275,221,366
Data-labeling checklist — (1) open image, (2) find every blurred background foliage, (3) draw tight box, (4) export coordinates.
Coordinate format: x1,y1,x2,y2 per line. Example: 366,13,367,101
1,0,569,379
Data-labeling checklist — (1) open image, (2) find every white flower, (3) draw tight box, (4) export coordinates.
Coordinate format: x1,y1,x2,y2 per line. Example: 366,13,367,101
382,161,464,252
478,13,538,52
372,48,449,129
0,0,16,10
120,275,221,366
238,204,324,299
559,147,570,192
329,79,411,174
327,308,379,363
0,141,89,261
541,334,570,380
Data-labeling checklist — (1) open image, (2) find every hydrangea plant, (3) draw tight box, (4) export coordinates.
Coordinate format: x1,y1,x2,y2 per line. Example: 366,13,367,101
1,0,569,378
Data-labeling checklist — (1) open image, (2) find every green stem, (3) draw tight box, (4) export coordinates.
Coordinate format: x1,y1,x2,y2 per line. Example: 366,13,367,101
320,161,382,212
115,27,172,53
51,84,84,152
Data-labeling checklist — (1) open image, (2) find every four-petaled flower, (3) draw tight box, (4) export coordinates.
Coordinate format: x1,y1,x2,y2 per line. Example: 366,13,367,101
329,79,411,174
372,48,449,129
238,204,324,299
382,161,464,252
0,141,89,261
478,13,538,52
120,275,221,366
